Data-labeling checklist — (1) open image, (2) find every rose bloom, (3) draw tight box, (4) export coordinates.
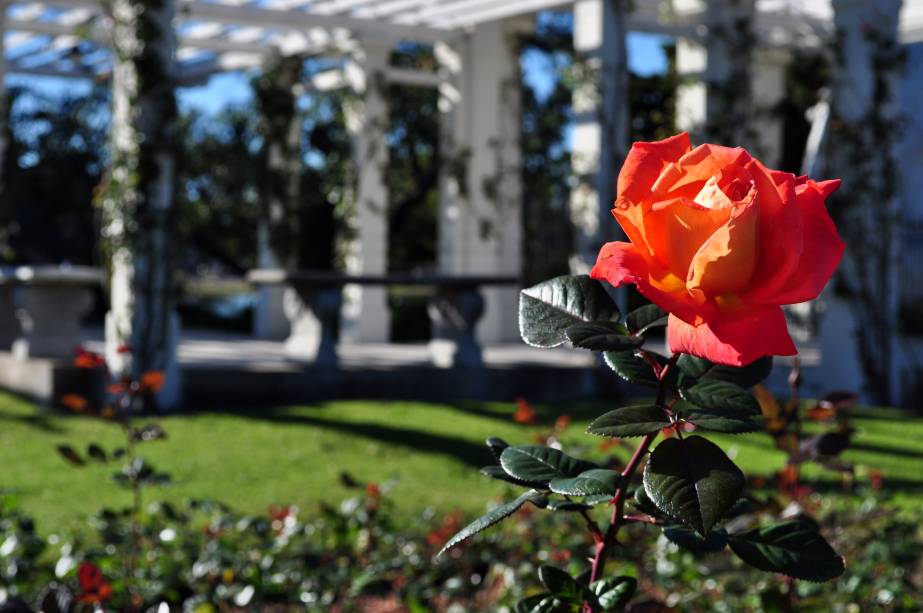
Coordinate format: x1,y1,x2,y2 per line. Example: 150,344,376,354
591,132,844,366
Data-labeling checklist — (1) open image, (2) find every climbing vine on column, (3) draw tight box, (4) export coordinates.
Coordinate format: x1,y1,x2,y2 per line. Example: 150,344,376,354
97,0,179,385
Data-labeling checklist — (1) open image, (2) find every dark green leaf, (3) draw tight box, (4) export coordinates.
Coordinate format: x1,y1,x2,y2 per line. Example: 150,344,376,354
56,445,84,467
587,405,671,437
516,594,553,613
591,576,637,611
728,520,845,582
643,436,745,535
625,304,668,334
676,354,712,379
603,351,659,388
677,403,762,434
479,465,535,487
500,445,597,486
677,355,773,388
86,443,107,463
681,380,761,416
538,565,586,603
546,499,592,512
519,275,620,347
565,322,642,352
438,490,547,556
486,437,509,461
632,487,668,519
663,525,729,553
549,469,622,496
526,596,569,613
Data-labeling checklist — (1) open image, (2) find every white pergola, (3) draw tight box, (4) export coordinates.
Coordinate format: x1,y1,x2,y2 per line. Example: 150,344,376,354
0,0,920,407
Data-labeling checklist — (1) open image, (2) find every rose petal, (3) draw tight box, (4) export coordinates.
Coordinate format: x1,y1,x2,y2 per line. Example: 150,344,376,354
741,160,803,303
617,132,692,205
591,241,715,325
668,144,753,193
614,133,693,255
667,307,797,366
686,185,760,301
754,179,844,305
642,198,731,279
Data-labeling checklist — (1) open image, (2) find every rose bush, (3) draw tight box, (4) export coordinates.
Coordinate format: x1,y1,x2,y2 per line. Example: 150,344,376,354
590,132,844,366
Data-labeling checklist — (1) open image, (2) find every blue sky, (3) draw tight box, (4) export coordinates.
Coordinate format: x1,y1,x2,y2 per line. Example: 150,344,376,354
5,31,671,115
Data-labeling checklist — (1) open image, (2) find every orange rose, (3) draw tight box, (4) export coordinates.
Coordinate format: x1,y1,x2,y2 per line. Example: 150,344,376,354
591,132,844,366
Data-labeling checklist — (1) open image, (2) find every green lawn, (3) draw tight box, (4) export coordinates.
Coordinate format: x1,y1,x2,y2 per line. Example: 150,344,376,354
1,391,922,532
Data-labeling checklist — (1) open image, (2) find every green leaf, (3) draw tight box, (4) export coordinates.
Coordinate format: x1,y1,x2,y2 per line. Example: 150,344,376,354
677,403,762,434
632,487,668,519
565,322,642,352
625,304,668,334
523,596,569,613
538,565,586,603
591,576,637,611
676,354,712,379
677,355,773,387
603,351,659,388
587,405,671,437
437,490,547,556
486,437,509,461
681,380,761,416
515,594,553,613
546,500,593,512
549,469,622,496
643,436,745,536
500,445,597,486
663,525,729,553
728,521,845,582
479,465,535,487
519,275,620,348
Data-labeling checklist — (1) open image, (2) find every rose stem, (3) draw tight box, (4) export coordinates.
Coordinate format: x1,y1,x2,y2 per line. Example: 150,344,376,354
583,353,679,612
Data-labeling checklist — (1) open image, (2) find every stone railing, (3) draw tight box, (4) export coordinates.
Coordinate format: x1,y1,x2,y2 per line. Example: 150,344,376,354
247,269,519,368
0,265,104,360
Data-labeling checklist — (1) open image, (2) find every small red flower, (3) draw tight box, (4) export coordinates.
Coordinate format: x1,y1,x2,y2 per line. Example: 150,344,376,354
74,348,105,369
554,414,572,432
513,397,537,425
77,561,113,603
869,469,885,491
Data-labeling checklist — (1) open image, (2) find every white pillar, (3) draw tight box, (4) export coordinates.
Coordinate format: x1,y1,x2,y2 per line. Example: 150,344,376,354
252,53,303,341
253,222,289,339
437,18,528,344
750,48,788,167
825,0,905,405
674,0,755,147
342,39,391,343
569,0,629,274
103,0,181,409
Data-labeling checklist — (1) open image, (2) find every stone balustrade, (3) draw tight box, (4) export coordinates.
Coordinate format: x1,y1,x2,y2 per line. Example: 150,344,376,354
247,269,519,369
0,265,104,360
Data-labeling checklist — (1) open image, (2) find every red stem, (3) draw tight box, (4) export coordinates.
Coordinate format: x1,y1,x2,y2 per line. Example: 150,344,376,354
583,353,679,612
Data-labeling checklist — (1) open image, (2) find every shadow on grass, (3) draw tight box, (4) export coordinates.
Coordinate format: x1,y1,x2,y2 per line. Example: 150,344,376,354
0,409,66,433
196,405,495,469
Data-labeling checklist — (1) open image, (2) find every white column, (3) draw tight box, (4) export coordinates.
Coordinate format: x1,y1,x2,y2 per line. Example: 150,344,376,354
253,222,289,339
103,0,181,409
252,53,302,341
569,0,629,274
674,0,755,147
437,18,528,344
342,39,391,343
750,48,789,167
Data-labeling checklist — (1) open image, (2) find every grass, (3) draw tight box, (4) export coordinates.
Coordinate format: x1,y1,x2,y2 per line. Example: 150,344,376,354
1,391,922,533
